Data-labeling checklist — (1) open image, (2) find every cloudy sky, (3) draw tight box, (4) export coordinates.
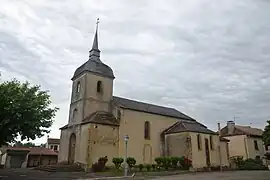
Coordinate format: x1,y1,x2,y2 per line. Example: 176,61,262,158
1,0,270,144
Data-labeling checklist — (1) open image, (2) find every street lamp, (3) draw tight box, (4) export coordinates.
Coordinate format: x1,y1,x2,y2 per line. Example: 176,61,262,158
124,135,129,177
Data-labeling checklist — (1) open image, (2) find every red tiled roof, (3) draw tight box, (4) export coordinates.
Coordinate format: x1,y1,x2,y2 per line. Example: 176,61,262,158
28,147,58,156
6,147,57,156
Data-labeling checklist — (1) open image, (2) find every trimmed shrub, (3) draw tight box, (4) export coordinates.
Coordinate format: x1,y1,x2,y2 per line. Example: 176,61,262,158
265,152,270,160
112,157,124,170
126,157,136,168
138,164,144,171
161,157,172,170
91,156,108,172
154,157,163,168
239,158,267,170
145,164,151,171
151,164,157,171
170,157,180,168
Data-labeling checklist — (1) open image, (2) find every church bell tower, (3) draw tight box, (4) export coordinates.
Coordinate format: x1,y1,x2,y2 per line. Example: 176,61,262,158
68,19,115,125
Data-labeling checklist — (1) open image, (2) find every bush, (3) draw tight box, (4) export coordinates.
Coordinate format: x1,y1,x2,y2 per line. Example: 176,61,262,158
239,158,267,170
126,157,136,168
145,164,152,171
161,157,171,170
112,157,124,170
138,164,144,171
265,152,270,160
170,157,180,168
179,156,192,170
151,164,157,170
91,156,108,172
154,157,163,168
230,156,244,168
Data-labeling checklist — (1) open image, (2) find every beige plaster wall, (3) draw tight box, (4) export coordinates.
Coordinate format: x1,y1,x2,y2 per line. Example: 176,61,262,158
189,132,220,168
246,137,265,159
165,132,192,160
88,123,119,166
225,135,248,159
220,141,229,166
118,109,178,164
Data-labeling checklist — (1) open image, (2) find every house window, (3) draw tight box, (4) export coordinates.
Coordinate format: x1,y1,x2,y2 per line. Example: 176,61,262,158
76,81,81,93
210,136,214,150
97,81,102,93
50,145,53,149
117,109,121,121
144,121,150,140
53,145,58,151
254,140,259,150
197,134,202,150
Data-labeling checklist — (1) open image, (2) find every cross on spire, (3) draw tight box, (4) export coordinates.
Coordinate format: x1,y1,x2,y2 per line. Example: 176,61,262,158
89,18,101,60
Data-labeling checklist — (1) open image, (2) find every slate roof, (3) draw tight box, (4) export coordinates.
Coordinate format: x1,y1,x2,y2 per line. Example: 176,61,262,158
163,120,217,135
220,125,263,137
48,138,60,144
113,96,194,120
71,24,114,80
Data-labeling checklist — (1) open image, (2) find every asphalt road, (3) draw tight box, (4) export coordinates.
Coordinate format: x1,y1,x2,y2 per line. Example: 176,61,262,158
1,169,270,180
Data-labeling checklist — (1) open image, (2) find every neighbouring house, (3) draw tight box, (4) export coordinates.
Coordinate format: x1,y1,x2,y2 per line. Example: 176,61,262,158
0,147,58,168
46,136,60,152
58,23,230,170
220,121,265,160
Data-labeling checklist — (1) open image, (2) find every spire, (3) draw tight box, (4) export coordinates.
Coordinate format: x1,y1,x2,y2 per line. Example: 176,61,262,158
89,18,101,60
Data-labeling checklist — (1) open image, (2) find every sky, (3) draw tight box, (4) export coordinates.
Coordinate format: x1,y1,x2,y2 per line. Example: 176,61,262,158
1,0,270,145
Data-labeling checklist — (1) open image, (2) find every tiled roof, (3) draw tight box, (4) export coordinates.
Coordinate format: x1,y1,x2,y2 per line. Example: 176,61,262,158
163,120,217,135
28,147,58,156
220,125,263,137
82,111,119,126
235,125,263,136
48,138,60,144
5,147,57,156
113,96,194,120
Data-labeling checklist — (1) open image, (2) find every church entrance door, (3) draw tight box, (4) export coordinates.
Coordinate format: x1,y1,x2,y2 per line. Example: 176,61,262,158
68,133,76,164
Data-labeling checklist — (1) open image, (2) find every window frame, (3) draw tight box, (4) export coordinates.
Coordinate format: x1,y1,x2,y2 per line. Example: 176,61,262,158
254,140,259,151
76,81,81,93
97,81,102,93
197,134,202,150
210,135,214,150
144,121,150,140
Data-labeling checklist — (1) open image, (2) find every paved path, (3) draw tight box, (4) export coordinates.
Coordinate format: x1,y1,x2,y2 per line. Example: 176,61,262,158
152,171,270,180
0,169,270,180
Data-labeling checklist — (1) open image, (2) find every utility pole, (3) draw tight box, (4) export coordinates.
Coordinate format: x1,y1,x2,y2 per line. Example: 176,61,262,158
218,122,223,172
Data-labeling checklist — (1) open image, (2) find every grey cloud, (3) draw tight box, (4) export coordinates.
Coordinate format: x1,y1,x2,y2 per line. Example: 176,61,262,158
1,0,270,143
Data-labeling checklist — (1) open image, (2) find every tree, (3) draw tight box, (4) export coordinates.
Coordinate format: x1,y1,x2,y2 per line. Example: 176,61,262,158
262,120,270,146
13,141,37,147
0,79,58,146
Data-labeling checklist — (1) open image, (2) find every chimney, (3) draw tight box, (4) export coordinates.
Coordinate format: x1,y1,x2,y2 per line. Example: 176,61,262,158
227,121,235,135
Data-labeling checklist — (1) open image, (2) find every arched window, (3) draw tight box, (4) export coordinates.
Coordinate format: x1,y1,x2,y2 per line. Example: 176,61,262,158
76,81,81,93
72,109,78,122
144,121,150,140
97,81,102,93
117,109,121,121
53,145,58,151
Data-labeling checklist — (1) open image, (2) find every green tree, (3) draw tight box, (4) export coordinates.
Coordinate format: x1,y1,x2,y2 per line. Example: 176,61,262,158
13,141,37,147
262,120,270,146
0,79,58,146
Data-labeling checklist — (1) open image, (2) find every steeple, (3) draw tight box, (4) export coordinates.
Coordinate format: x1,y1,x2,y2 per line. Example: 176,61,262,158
71,18,115,80
89,18,101,60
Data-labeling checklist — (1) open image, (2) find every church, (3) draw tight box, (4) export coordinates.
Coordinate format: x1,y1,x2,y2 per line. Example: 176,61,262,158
58,22,230,170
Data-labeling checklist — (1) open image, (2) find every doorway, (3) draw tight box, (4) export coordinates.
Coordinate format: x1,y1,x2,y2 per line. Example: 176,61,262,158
204,138,210,166
68,133,76,164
